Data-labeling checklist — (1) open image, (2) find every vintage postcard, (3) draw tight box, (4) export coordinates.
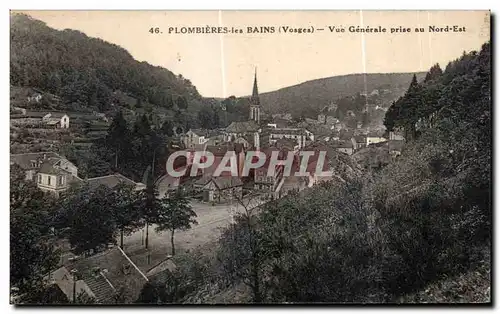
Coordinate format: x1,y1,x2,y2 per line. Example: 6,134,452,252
10,10,491,305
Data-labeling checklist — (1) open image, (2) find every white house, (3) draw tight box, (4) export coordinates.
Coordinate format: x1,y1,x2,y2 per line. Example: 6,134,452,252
43,113,70,128
366,134,388,146
11,152,81,197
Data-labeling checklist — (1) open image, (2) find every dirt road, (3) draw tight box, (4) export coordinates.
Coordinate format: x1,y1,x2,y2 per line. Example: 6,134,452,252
122,197,264,271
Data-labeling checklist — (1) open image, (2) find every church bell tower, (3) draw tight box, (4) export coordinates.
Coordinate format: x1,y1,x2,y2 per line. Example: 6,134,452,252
249,68,261,124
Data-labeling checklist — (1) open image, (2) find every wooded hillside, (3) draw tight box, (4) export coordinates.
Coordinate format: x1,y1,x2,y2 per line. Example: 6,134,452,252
10,13,201,114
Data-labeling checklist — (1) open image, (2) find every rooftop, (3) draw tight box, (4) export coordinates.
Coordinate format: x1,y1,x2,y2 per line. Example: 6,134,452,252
65,247,148,304
39,159,72,175
269,128,306,135
196,176,243,190
226,120,259,133
47,112,68,119
10,151,61,170
87,173,144,190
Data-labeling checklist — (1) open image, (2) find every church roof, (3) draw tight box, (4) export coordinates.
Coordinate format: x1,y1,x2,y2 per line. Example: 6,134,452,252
226,120,260,133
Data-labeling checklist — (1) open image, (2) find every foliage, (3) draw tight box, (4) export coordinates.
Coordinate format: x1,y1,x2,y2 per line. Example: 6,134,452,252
155,191,198,256
197,105,221,129
136,249,216,304
10,164,60,296
256,72,425,117
136,281,171,304
10,13,201,113
113,183,143,248
54,184,119,254
213,42,491,303
384,42,490,137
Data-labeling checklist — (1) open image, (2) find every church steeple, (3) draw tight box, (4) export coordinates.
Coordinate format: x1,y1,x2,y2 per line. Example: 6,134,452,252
251,67,260,106
249,67,261,124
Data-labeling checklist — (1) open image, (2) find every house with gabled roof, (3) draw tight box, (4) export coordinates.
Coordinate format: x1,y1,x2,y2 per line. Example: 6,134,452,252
43,112,70,128
11,152,81,197
86,173,146,191
194,176,243,203
48,247,148,304
183,128,224,149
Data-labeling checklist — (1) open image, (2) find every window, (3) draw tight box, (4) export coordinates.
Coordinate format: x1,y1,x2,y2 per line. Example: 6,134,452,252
59,176,64,186
47,176,51,186
38,175,41,184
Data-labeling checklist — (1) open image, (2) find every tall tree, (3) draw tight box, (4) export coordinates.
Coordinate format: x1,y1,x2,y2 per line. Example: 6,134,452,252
424,63,443,82
155,191,197,256
106,111,131,168
135,176,161,249
113,183,143,249
176,96,188,110
10,164,60,297
197,106,214,129
133,114,152,138
161,120,174,137
216,195,267,303
55,184,118,255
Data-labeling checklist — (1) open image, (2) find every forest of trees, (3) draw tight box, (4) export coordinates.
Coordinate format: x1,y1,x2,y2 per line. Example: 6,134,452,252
10,13,201,113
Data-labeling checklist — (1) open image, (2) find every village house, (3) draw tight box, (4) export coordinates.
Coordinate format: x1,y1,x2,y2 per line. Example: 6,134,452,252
389,130,405,141
389,139,405,158
268,127,314,150
267,117,290,129
366,133,388,146
86,173,146,191
353,135,367,150
194,143,246,177
47,247,148,304
42,112,70,128
194,176,244,203
37,159,82,197
224,120,261,148
11,152,81,197
253,147,286,199
271,113,292,121
183,129,224,149
145,257,177,284
234,134,254,149
331,140,355,155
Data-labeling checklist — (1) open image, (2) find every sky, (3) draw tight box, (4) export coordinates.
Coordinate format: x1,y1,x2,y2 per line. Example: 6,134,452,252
16,10,490,98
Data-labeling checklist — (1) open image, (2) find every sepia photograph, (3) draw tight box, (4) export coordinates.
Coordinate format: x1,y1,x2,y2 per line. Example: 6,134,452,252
9,10,491,305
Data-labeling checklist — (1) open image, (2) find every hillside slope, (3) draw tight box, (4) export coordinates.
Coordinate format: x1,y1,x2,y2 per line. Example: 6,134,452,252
258,72,426,117
10,13,201,115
